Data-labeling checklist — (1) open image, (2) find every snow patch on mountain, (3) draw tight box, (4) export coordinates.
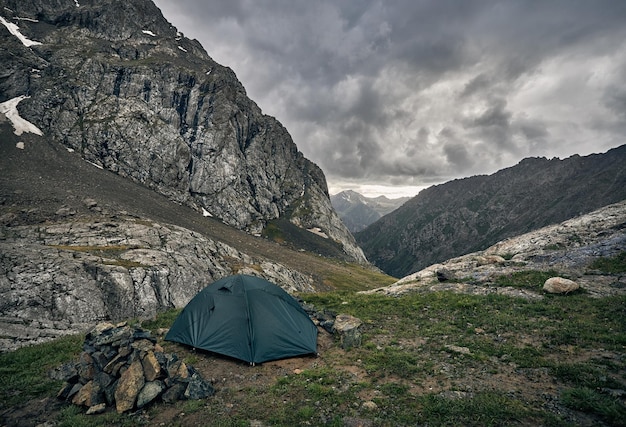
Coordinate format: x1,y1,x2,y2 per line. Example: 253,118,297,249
0,15,42,47
0,96,43,136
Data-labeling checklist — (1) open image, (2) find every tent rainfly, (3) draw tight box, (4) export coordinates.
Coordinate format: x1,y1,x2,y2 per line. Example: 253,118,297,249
165,275,318,364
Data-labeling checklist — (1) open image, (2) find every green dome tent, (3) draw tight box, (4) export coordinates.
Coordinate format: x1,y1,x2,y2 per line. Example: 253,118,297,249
165,275,318,364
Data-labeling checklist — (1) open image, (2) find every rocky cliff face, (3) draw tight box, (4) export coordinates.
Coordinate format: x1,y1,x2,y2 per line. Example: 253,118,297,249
0,213,315,352
0,0,365,262
356,146,626,277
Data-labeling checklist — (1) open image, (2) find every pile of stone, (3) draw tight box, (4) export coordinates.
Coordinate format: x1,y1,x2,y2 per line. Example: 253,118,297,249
55,322,214,414
301,303,363,350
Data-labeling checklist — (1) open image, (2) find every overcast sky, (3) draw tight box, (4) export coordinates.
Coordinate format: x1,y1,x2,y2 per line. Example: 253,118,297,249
153,0,626,198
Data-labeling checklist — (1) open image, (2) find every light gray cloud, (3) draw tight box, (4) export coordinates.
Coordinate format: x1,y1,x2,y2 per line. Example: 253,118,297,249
154,0,626,197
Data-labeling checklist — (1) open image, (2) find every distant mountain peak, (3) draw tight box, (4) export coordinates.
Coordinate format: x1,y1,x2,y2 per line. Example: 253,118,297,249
331,190,410,233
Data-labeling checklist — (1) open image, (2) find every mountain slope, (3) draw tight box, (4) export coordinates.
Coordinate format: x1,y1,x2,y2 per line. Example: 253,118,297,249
363,199,626,298
331,190,409,233
0,120,394,351
0,0,365,262
356,145,626,277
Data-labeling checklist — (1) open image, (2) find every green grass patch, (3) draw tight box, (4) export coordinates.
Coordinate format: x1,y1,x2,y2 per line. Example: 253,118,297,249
375,391,545,426
269,367,354,425
0,334,83,409
551,362,623,390
416,392,533,426
494,270,561,290
320,262,397,291
561,387,626,427
57,405,138,427
588,250,626,274
360,346,423,378
141,308,182,331
261,221,286,244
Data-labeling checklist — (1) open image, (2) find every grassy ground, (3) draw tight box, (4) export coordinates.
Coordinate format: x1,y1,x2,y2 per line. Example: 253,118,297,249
1,257,625,426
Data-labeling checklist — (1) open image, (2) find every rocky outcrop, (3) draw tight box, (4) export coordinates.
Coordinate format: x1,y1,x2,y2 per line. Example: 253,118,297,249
0,213,316,352
356,146,626,277
0,0,365,263
362,200,626,299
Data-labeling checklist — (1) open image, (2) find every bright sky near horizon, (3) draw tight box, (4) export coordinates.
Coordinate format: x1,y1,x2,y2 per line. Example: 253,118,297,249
153,0,626,198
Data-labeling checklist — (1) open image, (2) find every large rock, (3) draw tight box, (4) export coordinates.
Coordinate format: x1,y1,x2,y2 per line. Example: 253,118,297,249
543,277,580,294
334,314,363,350
142,351,162,382
184,371,215,400
136,381,164,409
115,359,145,413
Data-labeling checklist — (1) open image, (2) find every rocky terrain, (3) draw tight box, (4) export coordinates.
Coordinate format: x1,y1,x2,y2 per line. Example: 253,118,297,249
363,199,626,299
0,0,364,263
356,145,626,277
331,190,409,233
0,119,383,352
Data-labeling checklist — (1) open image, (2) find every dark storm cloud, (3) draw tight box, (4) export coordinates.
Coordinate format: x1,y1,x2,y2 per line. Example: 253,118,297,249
604,85,626,120
153,0,626,197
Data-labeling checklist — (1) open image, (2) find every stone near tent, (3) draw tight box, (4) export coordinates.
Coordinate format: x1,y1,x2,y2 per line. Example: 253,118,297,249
543,277,579,294
162,382,187,403
132,338,156,352
115,359,145,413
167,359,189,380
85,403,107,415
49,361,79,382
142,351,161,381
78,351,95,381
137,381,164,408
103,355,126,376
72,380,94,407
184,371,215,400
334,314,362,349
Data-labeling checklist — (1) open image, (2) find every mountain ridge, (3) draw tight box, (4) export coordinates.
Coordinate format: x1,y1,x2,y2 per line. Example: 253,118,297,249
363,199,626,298
356,145,626,277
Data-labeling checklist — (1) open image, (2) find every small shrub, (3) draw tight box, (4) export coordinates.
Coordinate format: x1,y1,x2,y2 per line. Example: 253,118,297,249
561,387,626,426
551,363,622,389
588,251,626,274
